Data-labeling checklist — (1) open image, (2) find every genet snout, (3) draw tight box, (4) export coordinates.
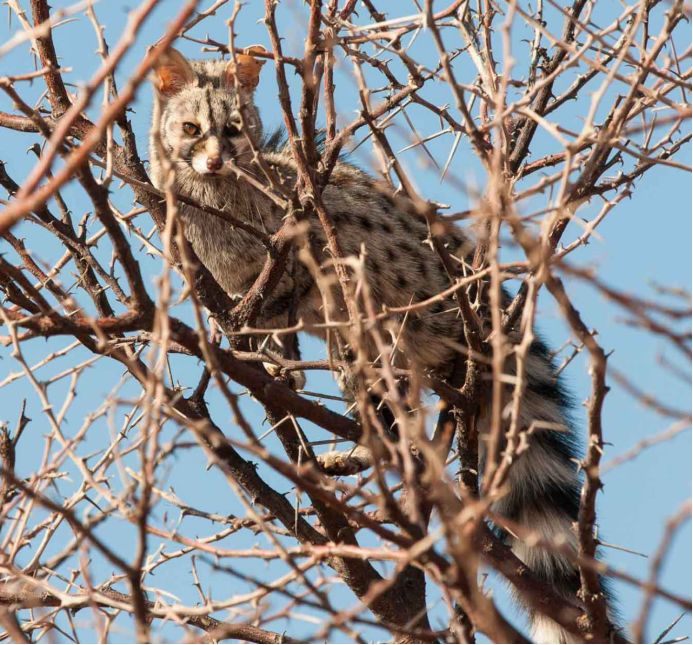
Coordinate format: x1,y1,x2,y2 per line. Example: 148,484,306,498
207,156,223,172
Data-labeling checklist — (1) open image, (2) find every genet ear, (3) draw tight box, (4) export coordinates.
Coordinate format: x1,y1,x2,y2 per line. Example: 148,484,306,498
224,45,268,91
151,47,195,97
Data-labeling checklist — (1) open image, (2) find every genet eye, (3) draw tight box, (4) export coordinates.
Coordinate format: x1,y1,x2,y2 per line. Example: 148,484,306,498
223,124,240,138
182,122,201,136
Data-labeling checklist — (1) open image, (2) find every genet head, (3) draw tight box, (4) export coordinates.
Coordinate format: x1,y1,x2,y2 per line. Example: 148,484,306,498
150,46,266,177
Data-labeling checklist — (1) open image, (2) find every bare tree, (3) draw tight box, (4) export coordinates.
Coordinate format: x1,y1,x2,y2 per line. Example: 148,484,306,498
0,1,690,643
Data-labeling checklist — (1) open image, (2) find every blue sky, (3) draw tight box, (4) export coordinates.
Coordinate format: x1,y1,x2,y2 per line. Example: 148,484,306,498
0,0,690,642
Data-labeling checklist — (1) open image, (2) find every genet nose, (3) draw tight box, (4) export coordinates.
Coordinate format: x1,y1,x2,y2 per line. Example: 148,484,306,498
207,156,223,172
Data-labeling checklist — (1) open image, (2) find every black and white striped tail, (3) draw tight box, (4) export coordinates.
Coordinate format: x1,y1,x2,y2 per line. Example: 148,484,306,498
485,338,615,643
